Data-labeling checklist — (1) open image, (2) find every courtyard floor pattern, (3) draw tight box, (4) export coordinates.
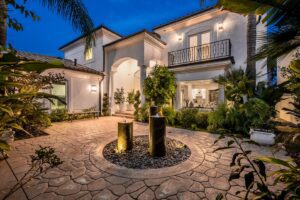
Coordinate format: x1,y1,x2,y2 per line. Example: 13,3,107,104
0,117,286,200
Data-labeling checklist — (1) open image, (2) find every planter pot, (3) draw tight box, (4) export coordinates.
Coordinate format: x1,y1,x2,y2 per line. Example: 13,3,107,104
1,129,15,144
127,104,134,111
250,129,275,146
120,104,126,112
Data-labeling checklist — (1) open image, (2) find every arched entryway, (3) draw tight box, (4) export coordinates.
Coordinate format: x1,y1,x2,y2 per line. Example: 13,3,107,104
110,57,141,114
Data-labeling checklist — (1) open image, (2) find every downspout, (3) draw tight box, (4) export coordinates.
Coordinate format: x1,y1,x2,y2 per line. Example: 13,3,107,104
99,74,104,115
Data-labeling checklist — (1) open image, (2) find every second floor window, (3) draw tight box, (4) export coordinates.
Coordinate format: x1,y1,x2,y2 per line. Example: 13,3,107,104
85,47,93,61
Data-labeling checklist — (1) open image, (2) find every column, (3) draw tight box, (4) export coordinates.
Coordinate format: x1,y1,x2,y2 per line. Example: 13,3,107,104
175,82,182,110
218,85,225,104
187,84,193,105
109,71,116,114
140,65,147,104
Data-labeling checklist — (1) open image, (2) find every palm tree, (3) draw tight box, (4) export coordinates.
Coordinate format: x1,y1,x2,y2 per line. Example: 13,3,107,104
0,0,94,48
246,13,257,87
0,0,6,47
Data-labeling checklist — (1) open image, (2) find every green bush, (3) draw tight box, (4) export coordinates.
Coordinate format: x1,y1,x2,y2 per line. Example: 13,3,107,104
140,103,149,122
162,106,176,126
195,112,209,129
133,91,141,121
49,109,68,122
207,103,228,133
102,93,109,116
176,108,198,129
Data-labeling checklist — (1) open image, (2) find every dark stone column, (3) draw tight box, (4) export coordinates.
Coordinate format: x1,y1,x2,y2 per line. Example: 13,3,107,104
149,116,166,157
117,121,133,152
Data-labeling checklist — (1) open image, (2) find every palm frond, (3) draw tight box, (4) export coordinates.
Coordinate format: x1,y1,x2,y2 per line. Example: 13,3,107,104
38,0,95,50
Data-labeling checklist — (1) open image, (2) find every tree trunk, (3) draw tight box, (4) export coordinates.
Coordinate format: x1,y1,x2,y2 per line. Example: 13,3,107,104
0,0,7,47
246,13,257,88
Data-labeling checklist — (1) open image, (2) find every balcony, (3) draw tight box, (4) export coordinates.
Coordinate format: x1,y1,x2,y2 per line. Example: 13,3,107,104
168,39,232,67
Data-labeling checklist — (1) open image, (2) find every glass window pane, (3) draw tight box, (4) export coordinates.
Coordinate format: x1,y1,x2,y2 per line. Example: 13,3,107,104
51,84,66,110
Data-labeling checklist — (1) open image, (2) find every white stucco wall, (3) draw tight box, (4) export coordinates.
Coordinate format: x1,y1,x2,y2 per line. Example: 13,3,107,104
156,12,249,71
41,69,103,113
62,30,120,72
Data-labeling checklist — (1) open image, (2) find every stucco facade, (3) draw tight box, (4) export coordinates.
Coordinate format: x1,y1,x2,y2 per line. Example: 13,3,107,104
57,7,297,124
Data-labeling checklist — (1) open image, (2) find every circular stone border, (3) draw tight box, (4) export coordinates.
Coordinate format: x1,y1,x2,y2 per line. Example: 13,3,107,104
89,133,205,179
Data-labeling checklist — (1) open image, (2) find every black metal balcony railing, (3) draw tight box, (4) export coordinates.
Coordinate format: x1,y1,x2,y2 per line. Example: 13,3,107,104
168,39,231,67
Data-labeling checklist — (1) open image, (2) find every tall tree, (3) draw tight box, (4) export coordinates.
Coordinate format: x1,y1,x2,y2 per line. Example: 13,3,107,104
0,0,6,47
246,13,257,87
0,0,95,48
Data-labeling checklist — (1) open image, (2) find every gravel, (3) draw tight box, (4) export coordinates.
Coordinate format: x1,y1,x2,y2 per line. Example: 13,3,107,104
103,135,191,169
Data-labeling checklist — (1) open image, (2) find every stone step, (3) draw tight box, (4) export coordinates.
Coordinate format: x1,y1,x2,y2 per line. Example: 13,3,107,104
113,113,134,119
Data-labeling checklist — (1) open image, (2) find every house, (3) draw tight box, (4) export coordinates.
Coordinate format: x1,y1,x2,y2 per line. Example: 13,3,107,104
59,6,270,115
16,51,104,113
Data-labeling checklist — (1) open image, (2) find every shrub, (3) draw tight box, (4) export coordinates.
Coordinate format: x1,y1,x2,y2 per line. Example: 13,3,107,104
162,106,176,126
126,90,135,105
143,66,176,106
176,108,198,129
114,88,125,105
207,104,228,133
133,91,141,121
140,103,149,122
102,93,109,116
195,112,209,129
49,109,68,122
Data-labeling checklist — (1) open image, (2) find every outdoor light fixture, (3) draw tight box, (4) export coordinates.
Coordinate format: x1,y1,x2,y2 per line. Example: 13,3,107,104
178,34,183,42
218,22,224,31
90,85,97,92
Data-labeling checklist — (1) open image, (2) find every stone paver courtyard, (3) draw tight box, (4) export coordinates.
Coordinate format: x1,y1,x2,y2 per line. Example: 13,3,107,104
0,117,285,200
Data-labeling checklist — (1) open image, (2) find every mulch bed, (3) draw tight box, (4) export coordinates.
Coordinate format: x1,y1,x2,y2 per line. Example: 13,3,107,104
103,135,191,169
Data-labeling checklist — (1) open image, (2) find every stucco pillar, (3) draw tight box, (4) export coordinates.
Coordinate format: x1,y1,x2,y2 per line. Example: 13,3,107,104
218,85,225,104
140,65,147,104
187,84,193,103
175,82,182,110
109,71,116,114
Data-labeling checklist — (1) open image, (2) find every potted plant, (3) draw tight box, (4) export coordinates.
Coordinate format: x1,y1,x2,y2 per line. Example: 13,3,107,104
245,98,276,145
114,88,125,112
126,90,135,111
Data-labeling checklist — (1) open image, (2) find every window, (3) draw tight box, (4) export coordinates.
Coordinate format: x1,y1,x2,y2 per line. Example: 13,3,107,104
188,31,211,61
51,83,67,110
84,47,93,61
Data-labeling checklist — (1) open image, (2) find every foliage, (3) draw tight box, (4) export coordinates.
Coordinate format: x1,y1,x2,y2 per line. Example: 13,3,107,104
133,91,141,121
207,103,228,133
1,0,95,49
0,50,66,152
282,60,300,122
126,90,135,104
49,109,68,122
201,0,300,61
214,134,300,200
140,103,150,123
114,88,125,105
2,146,63,200
162,106,176,126
195,112,209,129
214,68,254,105
143,65,176,106
208,99,273,135
175,108,198,129
102,93,109,116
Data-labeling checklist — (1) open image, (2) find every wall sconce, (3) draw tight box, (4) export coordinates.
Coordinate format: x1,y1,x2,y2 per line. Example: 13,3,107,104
177,34,183,42
90,85,97,92
218,22,224,31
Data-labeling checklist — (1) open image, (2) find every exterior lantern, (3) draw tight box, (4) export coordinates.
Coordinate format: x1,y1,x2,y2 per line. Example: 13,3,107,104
90,85,97,92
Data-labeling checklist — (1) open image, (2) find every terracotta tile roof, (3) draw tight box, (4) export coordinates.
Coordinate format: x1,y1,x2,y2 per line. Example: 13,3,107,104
16,51,103,76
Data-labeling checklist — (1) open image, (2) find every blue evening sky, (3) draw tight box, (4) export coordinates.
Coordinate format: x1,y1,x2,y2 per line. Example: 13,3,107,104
7,0,216,57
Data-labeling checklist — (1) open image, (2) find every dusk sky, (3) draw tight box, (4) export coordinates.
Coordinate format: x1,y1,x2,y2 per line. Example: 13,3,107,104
7,0,216,57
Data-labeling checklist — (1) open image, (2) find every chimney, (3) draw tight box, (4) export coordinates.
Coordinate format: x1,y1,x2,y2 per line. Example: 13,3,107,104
74,58,77,66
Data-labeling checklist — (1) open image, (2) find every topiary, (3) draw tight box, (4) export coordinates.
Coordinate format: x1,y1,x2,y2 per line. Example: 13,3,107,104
133,91,141,121
102,93,109,116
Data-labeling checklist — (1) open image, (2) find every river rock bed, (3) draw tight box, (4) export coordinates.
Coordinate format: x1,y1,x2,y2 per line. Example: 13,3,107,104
103,135,191,169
